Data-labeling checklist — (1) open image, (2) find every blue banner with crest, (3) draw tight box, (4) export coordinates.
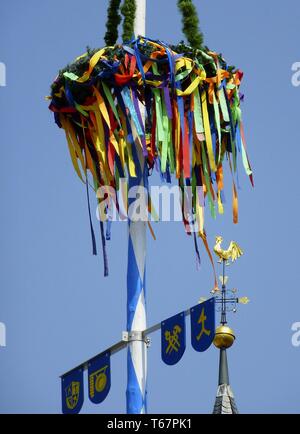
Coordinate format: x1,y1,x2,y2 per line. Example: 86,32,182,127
190,298,215,352
161,312,186,365
88,352,111,404
61,367,84,414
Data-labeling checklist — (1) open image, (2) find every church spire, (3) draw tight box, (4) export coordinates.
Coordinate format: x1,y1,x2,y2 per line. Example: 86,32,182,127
213,334,238,414
218,347,229,386
212,272,239,414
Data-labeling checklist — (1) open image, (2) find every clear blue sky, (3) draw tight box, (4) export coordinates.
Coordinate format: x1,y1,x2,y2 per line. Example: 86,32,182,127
0,0,300,414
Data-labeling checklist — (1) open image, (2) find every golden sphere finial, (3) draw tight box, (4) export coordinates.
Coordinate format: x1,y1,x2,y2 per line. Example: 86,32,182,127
213,325,236,349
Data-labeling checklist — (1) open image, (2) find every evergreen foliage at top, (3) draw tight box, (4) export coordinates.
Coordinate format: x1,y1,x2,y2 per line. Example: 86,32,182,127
121,0,137,42
177,0,204,49
104,0,122,46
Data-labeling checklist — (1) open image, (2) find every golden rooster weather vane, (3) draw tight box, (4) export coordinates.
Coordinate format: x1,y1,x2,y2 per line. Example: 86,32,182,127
210,235,249,322
214,236,244,264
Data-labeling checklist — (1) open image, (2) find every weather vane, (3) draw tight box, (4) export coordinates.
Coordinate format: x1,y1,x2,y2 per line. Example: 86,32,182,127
212,234,249,327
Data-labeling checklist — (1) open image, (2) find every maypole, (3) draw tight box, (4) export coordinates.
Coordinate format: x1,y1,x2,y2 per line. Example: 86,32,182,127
49,0,254,415
126,0,147,415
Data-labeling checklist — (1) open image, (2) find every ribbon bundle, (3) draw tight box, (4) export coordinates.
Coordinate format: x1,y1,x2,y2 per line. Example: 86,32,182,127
48,37,253,287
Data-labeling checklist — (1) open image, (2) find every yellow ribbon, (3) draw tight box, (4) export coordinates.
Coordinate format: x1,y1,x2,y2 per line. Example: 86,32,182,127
60,116,85,183
201,91,217,172
176,76,201,97
93,109,106,163
77,48,108,83
93,86,111,128
217,191,224,215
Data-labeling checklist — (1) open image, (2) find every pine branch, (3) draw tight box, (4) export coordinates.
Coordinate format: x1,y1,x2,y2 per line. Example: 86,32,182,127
177,0,204,49
121,0,136,42
104,0,122,46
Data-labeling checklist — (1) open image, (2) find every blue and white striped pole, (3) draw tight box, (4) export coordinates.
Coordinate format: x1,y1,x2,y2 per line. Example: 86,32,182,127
126,204,147,414
126,1,147,414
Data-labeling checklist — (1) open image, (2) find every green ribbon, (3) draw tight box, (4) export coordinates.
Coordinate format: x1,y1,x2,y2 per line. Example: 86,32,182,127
102,82,121,127
193,87,204,134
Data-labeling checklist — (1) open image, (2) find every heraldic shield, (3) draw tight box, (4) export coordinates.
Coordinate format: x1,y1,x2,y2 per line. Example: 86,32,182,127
190,298,215,352
61,367,84,414
88,352,111,404
161,312,186,365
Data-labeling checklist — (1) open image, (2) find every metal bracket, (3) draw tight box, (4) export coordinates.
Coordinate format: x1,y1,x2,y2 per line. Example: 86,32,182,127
122,331,151,347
